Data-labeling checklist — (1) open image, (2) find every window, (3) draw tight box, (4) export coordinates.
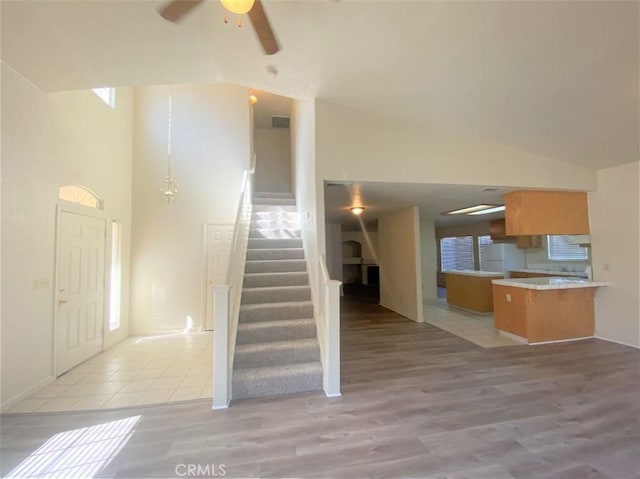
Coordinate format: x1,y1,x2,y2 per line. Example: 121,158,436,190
477,235,493,270
109,221,122,331
58,185,103,209
547,235,588,261
440,236,474,271
92,87,115,108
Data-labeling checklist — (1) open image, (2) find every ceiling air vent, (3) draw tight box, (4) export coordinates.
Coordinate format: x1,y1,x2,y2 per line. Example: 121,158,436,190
272,116,290,128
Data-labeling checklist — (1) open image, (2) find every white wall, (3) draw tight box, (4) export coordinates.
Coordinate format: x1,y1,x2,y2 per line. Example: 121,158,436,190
325,223,343,282
254,127,292,193
589,161,640,347
291,98,321,314
1,62,134,408
419,214,438,301
315,100,597,191
130,83,250,334
378,207,423,322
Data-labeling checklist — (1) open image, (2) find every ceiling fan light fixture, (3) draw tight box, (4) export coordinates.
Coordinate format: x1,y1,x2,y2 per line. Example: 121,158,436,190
221,0,255,15
351,206,365,216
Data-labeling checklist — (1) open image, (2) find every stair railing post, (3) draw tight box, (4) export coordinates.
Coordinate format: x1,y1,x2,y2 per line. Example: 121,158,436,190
212,284,231,409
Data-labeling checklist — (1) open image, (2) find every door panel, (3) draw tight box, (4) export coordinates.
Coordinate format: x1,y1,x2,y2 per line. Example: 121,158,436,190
56,211,106,376
204,224,234,331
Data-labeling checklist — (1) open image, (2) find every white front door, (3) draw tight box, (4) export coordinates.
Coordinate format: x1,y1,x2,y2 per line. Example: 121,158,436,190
204,223,234,331
56,211,106,376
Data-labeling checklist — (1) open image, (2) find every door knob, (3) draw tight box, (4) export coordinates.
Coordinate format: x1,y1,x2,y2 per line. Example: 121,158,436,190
59,299,69,305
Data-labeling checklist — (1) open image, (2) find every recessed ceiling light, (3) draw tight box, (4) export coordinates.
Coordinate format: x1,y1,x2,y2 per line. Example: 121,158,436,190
467,205,506,215
351,206,365,216
443,204,497,215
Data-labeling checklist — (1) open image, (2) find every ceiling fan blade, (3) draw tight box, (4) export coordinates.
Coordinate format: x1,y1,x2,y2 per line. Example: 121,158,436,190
248,0,280,55
158,0,205,23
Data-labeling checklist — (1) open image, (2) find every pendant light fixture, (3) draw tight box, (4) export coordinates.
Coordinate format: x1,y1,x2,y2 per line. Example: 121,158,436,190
160,86,179,205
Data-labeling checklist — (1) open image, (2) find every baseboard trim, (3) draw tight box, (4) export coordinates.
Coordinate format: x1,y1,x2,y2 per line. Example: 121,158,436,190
594,335,640,349
324,392,342,398
1,375,55,413
529,336,594,346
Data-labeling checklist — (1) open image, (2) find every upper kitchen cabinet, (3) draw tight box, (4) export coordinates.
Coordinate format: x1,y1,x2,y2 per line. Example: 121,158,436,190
504,190,590,235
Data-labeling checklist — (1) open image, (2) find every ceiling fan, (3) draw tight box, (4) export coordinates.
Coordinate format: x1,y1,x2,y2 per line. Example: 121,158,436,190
158,0,280,55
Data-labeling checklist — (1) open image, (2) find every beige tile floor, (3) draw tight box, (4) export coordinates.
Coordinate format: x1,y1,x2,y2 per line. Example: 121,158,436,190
423,299,520,348
8,332,213,414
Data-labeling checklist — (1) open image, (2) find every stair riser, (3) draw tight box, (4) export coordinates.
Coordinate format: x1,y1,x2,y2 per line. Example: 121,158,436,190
252,205,297,213
241,287,311,305
239,303,313,322
253,198,296,206
235,344,320,369
243,273,308,288
246,249,304,261
249,229,301,239
251,216,299,228
244,261,307,274
232,370,322,399
254,192,295,199
249,238,303,249
236,322,317,344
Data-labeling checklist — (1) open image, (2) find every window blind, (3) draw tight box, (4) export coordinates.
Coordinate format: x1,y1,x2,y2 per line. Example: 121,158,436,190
547,235,588,261
440,236,474,271
477,235,493,270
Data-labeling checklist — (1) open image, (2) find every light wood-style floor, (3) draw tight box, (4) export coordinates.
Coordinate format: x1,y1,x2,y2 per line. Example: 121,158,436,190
2,294,639,478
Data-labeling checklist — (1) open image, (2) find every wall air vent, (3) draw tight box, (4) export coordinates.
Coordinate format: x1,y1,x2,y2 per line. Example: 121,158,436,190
272,116,290,128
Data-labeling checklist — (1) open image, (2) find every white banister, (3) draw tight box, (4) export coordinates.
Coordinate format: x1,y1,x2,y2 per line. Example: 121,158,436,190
319,254,342,397
211,169,254,410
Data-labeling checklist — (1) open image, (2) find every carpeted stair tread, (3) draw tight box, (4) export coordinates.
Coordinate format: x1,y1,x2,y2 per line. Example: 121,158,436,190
232,361,323,399
241,285,311,304
242,272,308,288
253,197,296,206
239,301,313,322
248,238,303,249
249,228,302,239
246,248,304,261
254,192,295,199
244,259,307,274
234,338,321,368
237,318,317,344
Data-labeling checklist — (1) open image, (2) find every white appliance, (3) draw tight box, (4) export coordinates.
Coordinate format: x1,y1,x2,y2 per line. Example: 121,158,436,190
479,243,525,277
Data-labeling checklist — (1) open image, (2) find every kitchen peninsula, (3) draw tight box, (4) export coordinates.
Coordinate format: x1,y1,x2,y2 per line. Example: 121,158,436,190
446,270,504,313
492,277,608,343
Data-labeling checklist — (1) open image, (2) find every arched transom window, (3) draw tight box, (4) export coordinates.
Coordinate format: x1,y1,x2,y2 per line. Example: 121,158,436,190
58,185,103,210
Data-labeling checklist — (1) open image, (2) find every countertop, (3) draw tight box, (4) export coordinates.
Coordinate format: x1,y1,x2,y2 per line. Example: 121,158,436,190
510,268,588,278
492,277,608,290
446,270,504,277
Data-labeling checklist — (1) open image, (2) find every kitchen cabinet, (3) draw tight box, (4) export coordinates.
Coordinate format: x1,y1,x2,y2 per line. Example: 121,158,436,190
504,190,590,235
489,219,507,241
492,278,607,343
515,235,542,249
446,271,504,313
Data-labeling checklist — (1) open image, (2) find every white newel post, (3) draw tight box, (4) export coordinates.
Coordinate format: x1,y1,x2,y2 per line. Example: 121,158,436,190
212,285,231,409
324,279,342,397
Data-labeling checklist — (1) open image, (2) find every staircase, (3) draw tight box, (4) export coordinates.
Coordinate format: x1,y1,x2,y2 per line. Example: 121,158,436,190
232,192,323,399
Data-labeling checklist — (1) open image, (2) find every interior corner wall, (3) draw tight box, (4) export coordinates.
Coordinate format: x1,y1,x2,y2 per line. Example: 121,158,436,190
254,127,292,193
130,83,250,334
589,161,640,347
325,223,343,282
379,207,423,322
1,62,134,408
419,214,438,301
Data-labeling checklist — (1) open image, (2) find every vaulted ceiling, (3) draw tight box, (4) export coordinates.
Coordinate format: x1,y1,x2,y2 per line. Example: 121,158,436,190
2,0,638,172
